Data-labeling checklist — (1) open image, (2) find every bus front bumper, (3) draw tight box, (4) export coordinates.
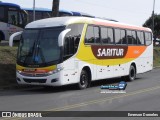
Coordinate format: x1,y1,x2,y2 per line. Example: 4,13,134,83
16,72,63,86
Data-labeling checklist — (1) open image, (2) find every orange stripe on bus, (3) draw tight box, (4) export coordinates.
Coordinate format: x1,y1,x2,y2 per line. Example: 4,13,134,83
124,46,147,58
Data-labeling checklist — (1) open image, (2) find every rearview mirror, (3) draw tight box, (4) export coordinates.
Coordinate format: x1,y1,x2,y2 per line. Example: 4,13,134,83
9,31,23,47
58,29,71,46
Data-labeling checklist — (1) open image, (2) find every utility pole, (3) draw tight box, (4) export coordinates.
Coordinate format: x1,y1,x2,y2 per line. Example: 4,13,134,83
52,0,60,17
152,0,155,33
33,0,35,21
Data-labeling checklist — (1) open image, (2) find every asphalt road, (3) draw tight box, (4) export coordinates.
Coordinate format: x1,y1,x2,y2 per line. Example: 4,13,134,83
0,68,160,120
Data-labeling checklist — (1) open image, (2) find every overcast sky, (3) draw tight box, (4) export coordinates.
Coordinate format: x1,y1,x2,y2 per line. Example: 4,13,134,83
2,0,160,26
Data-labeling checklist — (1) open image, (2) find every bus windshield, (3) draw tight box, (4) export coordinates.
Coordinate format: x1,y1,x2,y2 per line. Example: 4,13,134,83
18,27,64,66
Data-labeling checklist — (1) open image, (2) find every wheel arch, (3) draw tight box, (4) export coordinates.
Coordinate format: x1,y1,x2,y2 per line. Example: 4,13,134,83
81,65,92,83
0,31,5,40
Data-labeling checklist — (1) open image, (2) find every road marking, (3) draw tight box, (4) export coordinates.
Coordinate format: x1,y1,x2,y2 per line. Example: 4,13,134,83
1,85,160,120
46,85,160,111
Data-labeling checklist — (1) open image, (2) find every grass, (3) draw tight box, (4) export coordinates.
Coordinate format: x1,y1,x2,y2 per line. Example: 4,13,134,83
153,47,160,67
0,46,17,87
0,44,160,89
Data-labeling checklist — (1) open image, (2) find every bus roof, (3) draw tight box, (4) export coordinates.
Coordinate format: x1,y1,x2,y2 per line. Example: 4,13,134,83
0,2,20,9
25,17,151,32
23,8,51,12
23,8,94,17
23,8,75,14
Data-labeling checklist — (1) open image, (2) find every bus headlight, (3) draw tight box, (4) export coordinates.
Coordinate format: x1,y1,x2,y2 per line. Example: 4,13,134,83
47,67,64,75
17,70,22,74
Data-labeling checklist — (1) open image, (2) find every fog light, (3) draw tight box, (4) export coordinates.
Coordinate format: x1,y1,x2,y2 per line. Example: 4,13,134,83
51,79,58,83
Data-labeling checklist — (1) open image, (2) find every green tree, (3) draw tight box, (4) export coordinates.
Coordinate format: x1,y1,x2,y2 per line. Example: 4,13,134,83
143,14,160,38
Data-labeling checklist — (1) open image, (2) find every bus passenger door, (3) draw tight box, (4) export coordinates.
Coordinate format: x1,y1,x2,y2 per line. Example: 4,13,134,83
62,36,77,84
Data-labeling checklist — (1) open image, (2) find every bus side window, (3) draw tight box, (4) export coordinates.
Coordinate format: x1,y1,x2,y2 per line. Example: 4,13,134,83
74,35,80,52
64,24,84,60
85,26,100,44
0,7,5,22
94,27,100,43
108,28,114,44
35,11,43,20
101,27,114,44
132,31,137,44
8,10,18,25
115,29,127,45
120,29,127,44
145,32,152,45
101,27,108,44
19,12,23,26
127,30,133,45
137,31,145,45
85,26,95,44
63,36,75,60
115,29,121,44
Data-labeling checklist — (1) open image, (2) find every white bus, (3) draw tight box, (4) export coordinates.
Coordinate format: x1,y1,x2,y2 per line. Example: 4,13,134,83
0,2,27,42
10,17,153,89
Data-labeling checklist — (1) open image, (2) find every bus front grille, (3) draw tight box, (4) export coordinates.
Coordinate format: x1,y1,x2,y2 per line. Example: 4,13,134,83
20,72,48,77
23,78,47,83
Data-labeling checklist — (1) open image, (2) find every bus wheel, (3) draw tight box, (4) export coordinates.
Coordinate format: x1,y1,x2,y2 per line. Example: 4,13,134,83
127,65,136,81
77,70,89,89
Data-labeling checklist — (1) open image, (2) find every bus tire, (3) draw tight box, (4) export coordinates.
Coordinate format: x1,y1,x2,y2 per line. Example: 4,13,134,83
77,70,89,90
126,65,136,81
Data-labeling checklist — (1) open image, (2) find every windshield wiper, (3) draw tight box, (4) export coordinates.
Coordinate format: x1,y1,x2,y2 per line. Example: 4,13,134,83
23,41,36,65
36,46,46,64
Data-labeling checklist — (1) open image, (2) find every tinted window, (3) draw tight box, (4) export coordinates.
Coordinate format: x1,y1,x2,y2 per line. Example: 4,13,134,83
64,24,84,59
38,29,61,63
8,10,18,25
132,31,137,44
85,26,95,43
42,12,51,19
108,28,114,44
127,30,137,45
115,29,126,44
101,27,114,44
19,12,23,25
145,32,152,45
28,11,33,22
137,31,145,45
101,27,108,43
18,28,64,65
121,30,127,44
0,7,5,21
127,30,132,44
35,12,42,20
85,26,100,44
115,29,121,44
94,27,100,43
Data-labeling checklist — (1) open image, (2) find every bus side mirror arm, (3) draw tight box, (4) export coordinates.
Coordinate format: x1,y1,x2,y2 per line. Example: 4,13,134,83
9,31,23,47
58,29,71,46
